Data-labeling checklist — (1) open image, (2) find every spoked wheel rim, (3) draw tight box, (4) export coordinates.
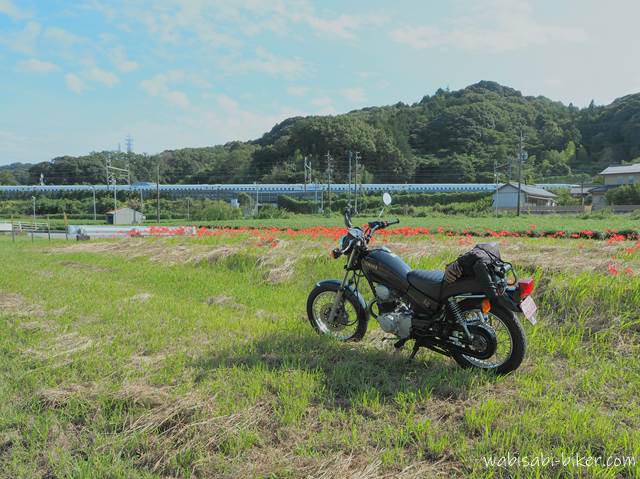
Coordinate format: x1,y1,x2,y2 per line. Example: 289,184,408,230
311,291,360,340
462,309,514,369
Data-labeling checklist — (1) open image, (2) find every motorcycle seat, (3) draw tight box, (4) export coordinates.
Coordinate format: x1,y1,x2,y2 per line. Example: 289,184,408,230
407,269,444,299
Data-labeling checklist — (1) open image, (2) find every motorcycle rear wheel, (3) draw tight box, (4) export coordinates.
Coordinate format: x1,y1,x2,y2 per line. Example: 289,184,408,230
452,300,526,374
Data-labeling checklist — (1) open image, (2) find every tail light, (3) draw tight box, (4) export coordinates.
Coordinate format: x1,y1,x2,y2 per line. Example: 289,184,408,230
518,278,535,299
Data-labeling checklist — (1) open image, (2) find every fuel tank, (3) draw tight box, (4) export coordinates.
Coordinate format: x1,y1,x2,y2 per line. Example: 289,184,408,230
361,248,411,292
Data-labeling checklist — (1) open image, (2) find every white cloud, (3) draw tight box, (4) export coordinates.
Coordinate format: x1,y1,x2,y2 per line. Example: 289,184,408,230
0,21,41,54
65,73,86,94
0,0,27,19
390,0,587,52
216,93,238,111
341,87,366,103
108,47,139,72
44,26,83,46
287,85,309,97
311,96,337,115
86,67,120,87
299,11,387,40
17,58,58,73
225,47,305,79
89,0,384,48
140,71,190,108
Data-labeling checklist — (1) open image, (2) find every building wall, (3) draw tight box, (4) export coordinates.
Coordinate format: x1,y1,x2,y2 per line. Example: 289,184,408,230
493,185,555,208
591,192,608,209
108,209,145,225
603,173,640,186
493,185,524,209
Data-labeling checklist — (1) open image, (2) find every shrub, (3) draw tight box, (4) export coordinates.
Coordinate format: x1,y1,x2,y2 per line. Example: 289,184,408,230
606,184,640,205
191,201,242,221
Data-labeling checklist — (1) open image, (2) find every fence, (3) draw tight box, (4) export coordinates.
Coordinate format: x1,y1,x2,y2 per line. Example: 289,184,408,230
0,220,67,242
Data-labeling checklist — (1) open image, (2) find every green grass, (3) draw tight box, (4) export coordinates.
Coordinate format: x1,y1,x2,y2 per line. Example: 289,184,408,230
1,233,639,478
4,211,640,234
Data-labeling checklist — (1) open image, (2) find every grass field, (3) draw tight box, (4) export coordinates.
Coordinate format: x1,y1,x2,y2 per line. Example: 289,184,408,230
1,231,640,478
4,212,640,234
203,213,640,233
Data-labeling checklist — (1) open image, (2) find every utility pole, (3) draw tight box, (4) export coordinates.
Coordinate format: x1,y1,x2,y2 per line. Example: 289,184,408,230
348,151,352,203
354,151,361,213
156,162,160,223
494,157,499,216
106,156,130,225
303,156,311,194
326,152,333,213
516,131,528,217
92,187,97,221
125,134,134,154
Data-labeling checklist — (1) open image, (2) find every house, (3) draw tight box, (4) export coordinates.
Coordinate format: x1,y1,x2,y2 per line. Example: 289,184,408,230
589,163,640,208
599,163,640,186
105,207,145,225
492,182,557,210
569,185,597,199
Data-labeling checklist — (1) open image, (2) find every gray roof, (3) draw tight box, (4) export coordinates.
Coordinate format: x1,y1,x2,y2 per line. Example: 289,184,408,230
496,182,557,198
570,185,597,195
105,207,142,214
600,164,640,175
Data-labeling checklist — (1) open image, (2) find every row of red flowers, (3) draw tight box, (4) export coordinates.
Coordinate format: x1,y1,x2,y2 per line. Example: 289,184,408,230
131,224,640,242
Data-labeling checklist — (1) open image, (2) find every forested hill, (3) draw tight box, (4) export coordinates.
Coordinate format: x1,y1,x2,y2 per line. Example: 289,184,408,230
2,81,640,186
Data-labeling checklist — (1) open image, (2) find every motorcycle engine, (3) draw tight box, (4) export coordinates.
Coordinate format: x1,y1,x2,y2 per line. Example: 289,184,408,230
374,285,412,339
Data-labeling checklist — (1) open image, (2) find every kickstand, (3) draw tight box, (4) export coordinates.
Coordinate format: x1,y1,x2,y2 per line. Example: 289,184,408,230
409,342,420,360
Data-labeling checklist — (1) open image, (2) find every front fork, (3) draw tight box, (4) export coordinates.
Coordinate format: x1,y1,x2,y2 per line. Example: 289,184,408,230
328,249,357,323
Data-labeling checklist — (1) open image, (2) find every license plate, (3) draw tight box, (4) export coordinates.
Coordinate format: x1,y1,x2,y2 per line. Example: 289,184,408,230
520,296,538,325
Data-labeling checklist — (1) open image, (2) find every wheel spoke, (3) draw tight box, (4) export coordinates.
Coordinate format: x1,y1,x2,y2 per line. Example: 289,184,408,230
462,309,514,369
311,291,359,340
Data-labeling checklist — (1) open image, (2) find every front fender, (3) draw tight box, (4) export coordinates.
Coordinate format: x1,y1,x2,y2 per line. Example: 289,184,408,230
315,279,369,317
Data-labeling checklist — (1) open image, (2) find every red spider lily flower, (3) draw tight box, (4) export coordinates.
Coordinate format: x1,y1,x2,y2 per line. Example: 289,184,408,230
607,233,626,244
624,267,634,275
607,264,619,276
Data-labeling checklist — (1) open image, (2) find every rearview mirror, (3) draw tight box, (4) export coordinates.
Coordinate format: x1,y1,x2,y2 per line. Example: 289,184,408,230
382,192,392,206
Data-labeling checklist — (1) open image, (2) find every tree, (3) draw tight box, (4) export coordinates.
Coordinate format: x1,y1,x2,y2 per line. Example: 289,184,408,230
0,171,17,185
4,81,640,186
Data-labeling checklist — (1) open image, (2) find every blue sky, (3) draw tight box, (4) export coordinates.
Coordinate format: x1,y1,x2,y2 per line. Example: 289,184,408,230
1,0,639,165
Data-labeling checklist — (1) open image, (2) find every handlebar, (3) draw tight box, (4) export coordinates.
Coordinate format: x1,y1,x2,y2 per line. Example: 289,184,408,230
331,218,400,259
367,219,400,230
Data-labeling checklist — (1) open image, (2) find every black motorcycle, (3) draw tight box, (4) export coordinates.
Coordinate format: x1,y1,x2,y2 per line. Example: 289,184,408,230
306,194,537,374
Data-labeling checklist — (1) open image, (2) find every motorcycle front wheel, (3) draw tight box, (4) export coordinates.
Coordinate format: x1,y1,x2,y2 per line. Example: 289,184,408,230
306,282,368,341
